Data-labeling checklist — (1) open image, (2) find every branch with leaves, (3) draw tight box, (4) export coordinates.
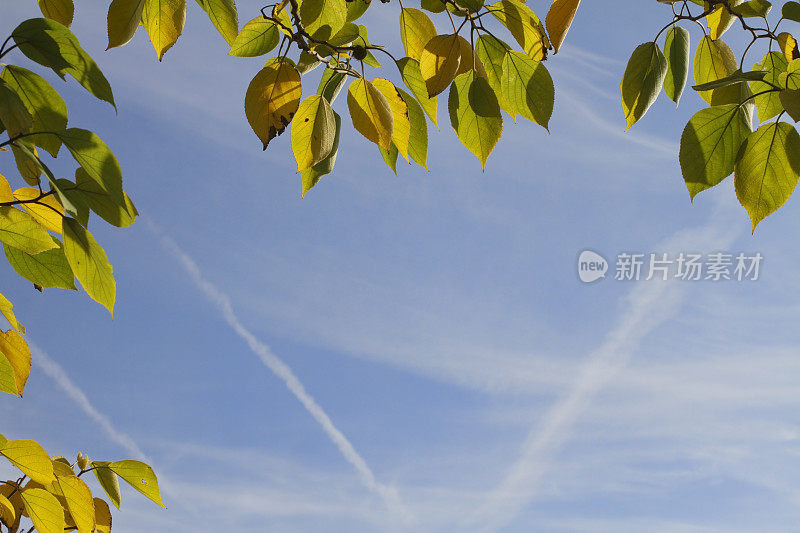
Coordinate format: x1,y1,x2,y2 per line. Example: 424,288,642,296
624,0,800,231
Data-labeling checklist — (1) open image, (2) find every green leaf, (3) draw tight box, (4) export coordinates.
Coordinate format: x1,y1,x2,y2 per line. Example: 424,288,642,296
693,69,767,91
397,57,438,127
664,26,690,104
107,0,147,49
735,122,800,230
489,0,549,61
108,460,165,508
448,71,503,169
228,16,279,56
91,462,122,510
347,78,394,151
317,68,347,103
62,218,116,314
20,488,64,533
346,0,370,21
501,50,554,129
0,207,58,255
12,18,115,108
0,331,30,397
783,1,800,21
621,42,667,130
299,0,347,41
9,143,79,217
62,169,137,228
57,129,125,206
694,36,737,104
680,104,751,199
397,87,429,169
779,88,800,121
0,80,33,138
1,440,55,484
197,0,238,45
142,0,187,60
4,237,76,290
11,142,42,186
291,95,336,172
781,58,800,89
734,0,772,17
475,34,515,119
399,8,437,61
751,52,787,123
379,142,400,174
0,66,68,157
301,112,341,197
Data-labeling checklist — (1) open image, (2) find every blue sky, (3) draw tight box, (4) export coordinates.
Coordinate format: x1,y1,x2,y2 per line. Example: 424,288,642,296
3,1,800,531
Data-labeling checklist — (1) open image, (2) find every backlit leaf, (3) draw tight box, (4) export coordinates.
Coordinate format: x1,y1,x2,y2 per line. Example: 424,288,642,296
245,59,302,149
1,440,55,484
621,42,667,130
501,50,553,129
347,78,394,151
62,218,115,314
399,8,437,61
546,0,581,54
20,488,63,533
229,16,279,57
0,207,58,255
664,26,690,104
108,460,165,508
107,0,146,49
142,0,187,60
420,34,461,97
291,95,336,172
448,71,502,169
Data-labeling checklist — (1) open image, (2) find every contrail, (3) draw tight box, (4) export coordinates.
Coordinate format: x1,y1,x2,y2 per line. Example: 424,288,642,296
146,220,405,518
473,198,742,530
29,342,149,463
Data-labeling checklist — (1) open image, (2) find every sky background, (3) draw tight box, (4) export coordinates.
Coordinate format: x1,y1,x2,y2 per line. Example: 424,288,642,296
3,1,800,531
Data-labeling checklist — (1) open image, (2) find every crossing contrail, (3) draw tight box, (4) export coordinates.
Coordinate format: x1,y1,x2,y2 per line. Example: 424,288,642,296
146,220,405,518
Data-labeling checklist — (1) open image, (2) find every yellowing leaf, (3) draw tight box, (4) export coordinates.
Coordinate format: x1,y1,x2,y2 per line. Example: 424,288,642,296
300,0,347,41
448,71,503,169
397,87,429,169
0,207,58,255
0,331,31,396
37,0,75,27
62,218,116,315
735,122,800,231
399,8,437,61
707,0,742,40
91,462,121,510
372,79,411,162
198,0,238,45
245,59,302,149
397,57,438,127
291,95,336,172
546,0,581,54
4,237,77,290
107,0,146,49
455,35,487,78
1,440,55,485
0,80,33,138
108,460,165,508
778,32,800,61
13,188,64,234
62,169,137,228
20,488,64,533
420,34,461,97
694,36,737,103
94,498,112,533
57,128,125,206
489,0,549,61
142,0,187,60
347,78,394,151
52,476,94,533
0,175,13,203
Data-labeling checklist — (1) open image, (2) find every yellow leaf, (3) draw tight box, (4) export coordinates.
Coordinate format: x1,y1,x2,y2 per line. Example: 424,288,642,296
1,440,55,485
0,493,14,527
0,206,57,255
142,0,187,60
546,0,581,54
707,0,743,40
489,0,549,61
37,0,74,27
0,293,24,333
62,218,116,315
0,331,30,396
91,462,121,510
0,175,13,203
0,483,22,531
779,32,800,61
347,78,394,151
245,59,302,149
107,0,147,49
419,34,461,97
52,476,95,533
20,488,64,533
108,460,165,508
14,188,64,234
291,95,337,172
94,498,112,533
372,79,411,162
399,8,437,61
